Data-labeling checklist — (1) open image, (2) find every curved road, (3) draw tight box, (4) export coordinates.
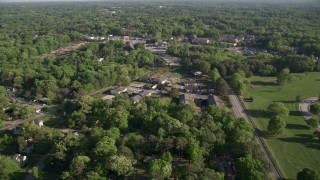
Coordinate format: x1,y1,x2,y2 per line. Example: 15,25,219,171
299,97,319,119
228,87,283,179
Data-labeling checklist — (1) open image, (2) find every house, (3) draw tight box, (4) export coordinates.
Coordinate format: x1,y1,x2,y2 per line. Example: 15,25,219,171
39,97,48,104
130,95,142,104
243,50,255,57
13,125,23,135
35,108,41,113
199,86,215,94
110,87,128,95
191,70,202,76
179,94,193,105
182,80,198,86
185,86,201,93
190,35,210,45
139,90,152,97
101,95,115,101
208,95,217,106
122,36,130,42
151,84,158,90
104,9,116,14
19,141,34,154
191,38,210,45
139,77,152,83
161,56,182,67
130,83,145,89
33,120,44,128
12,154,27,166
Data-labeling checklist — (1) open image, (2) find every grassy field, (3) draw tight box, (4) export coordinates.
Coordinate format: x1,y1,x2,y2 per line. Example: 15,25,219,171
243,72,320,179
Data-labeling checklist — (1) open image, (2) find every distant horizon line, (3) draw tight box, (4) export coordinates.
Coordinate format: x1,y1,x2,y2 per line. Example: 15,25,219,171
0,0,318,2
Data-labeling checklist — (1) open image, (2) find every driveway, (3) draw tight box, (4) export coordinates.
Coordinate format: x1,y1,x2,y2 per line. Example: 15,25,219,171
299,97,319,119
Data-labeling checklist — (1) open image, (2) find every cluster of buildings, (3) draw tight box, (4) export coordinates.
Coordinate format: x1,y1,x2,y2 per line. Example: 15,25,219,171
102,82,161,104
9,120,44,167
190,35,210,45
85,34,106,41
219,34,256,46
159,55,182,67
104,9,116,15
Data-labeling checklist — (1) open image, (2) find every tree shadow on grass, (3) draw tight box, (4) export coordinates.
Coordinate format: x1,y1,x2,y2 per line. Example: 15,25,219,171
278,135,320,150
260,90,275,93
286,123,309,130
257,129,274,139
246,109,268,118
251,81,276,86
273,100,296,104
289,110,303,117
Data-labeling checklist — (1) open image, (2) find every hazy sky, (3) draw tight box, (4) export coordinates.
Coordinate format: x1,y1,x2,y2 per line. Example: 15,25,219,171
0,0,317,2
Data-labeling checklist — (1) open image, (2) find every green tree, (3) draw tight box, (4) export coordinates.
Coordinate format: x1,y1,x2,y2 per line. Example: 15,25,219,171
148,159,172,180
216,78,228,97
267,116,286,135
94,136,117,160
209,68,221,85
297,168,320,180
306,118,319,129
161,152,173,164
236,156,263,180
32,166,39,179
276,68,293,86
0,156,21,180
267,102,289,116
70,156,90,178
231,72,245,95
296,95,302,103
107,155,133,177
310,104,320,115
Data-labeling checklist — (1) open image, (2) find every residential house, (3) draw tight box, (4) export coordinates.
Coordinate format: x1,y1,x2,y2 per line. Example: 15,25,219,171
185,86,214,94
35,108,41,113
243,50,255,57
182,80,198,86
39,97,48,104
161,56,182,67
185,86,201,93
190,35,210,45
122,36,130,42
139,90,152,97
130,95,142,104
110,87,128,95
33,120,44,128
208,95,217,106
179,94,193,105
12,154,27,166
101,95,115,101
191,70,202,76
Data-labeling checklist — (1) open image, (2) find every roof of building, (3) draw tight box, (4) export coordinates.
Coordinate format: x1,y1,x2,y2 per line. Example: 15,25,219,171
101,95,116,100
110,87,127,94
131,95,142,103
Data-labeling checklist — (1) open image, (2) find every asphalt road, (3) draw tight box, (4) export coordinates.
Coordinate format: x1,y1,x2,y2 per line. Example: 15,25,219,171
228,87,283,180
299,97,319,119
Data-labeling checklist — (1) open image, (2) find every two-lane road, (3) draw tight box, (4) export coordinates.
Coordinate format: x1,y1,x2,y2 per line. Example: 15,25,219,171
228,87,283,179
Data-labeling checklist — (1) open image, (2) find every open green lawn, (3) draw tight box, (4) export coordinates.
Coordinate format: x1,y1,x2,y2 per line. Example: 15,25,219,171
243,72,320,179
